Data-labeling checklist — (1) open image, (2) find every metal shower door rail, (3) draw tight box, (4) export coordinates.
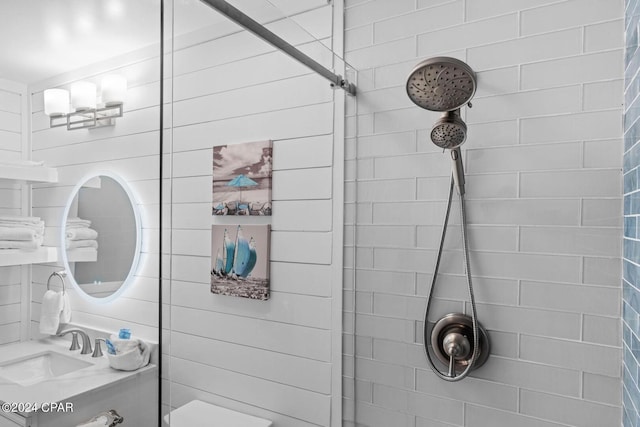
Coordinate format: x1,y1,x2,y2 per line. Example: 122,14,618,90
198,0,357,95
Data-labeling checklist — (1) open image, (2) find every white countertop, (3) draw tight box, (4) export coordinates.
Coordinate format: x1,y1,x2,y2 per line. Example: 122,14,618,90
0,338,156,417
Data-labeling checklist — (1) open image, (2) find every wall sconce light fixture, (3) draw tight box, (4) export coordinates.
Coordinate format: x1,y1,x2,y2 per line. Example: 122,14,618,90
44,75,127,131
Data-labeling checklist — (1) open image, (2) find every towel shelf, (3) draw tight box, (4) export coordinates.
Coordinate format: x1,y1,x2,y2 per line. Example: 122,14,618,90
0,247,58,267
0,163,59,266
0,164,58,183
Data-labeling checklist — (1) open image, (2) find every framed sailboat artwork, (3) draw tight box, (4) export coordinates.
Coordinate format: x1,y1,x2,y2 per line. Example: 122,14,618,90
212,140,273,216
210,224,271,300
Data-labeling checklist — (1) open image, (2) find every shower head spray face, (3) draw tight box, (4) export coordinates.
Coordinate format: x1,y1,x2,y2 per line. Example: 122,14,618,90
431,110,467,149
406,57,477,112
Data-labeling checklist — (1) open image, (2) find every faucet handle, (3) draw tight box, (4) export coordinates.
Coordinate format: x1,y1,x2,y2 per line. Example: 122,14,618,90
92,338,106,358
68,332,80,351
108,409,123,425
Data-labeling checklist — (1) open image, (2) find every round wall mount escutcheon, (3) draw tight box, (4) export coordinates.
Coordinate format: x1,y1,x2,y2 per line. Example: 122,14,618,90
430,313,491,374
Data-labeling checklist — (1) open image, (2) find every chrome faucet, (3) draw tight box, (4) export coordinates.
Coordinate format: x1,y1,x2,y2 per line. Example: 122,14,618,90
58,328,93,355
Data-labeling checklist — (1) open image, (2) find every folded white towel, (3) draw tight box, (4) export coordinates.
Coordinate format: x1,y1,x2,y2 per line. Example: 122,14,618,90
66,228,98,241
0,215,42,224
0,237,43,250
107,337,151,371
0,220,43,226
39,290,64,335
66,239,98,250
0,227,40,241
109,334,141,353
66,217,92,227
60,293,71,324
0,218,44,237
66,224,91,230
0,222,44,235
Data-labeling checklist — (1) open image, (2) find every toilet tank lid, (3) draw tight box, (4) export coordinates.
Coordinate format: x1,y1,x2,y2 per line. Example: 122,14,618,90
165,400,273,427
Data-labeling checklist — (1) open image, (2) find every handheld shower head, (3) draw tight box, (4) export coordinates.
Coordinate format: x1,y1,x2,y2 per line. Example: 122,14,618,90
406,57,476,112
430,110,467,150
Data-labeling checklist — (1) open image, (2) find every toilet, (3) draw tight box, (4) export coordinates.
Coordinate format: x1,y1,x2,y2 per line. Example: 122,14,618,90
164,400,273,427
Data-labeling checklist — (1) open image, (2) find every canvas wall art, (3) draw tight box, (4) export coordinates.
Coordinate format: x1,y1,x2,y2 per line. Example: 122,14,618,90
211,224,270,300
212,140,272,216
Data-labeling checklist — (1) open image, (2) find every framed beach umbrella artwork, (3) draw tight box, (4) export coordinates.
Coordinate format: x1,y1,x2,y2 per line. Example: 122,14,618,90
212,140,273,216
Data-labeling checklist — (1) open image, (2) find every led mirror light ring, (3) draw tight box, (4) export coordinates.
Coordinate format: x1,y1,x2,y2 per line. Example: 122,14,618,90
60,170,142,304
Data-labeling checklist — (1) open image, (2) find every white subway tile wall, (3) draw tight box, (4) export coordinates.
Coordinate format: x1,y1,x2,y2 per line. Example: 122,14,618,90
345,0,624,426
0,83,25,345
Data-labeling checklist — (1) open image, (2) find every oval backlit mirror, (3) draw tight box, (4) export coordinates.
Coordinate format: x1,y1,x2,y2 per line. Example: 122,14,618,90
61,171,141,303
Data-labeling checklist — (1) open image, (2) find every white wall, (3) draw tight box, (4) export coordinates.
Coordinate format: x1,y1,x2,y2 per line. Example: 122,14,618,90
163,1,344,426
344,0,624,426
0,79,27,345
28,49,162,344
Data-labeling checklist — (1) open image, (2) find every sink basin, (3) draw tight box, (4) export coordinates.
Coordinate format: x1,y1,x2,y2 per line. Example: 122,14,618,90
0,351,92,386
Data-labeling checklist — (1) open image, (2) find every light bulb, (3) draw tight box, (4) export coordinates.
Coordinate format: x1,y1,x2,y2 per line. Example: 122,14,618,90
70,81,97,111
101,75,127,106
43,89,69,116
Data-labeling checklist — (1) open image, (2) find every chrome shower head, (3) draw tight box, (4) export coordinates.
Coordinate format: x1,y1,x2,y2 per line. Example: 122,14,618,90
406,57,476,112
406,57,477,196
430,110,467,149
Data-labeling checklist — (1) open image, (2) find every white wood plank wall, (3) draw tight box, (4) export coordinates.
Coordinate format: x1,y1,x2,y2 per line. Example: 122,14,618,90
0,81,25,345
164,1,341,426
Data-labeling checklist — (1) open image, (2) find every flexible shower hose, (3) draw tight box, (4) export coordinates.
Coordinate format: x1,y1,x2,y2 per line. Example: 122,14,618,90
423,176,480,382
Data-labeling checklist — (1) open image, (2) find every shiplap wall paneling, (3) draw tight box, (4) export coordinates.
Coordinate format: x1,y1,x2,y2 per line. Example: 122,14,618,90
165,2,342,426
0,80,26,345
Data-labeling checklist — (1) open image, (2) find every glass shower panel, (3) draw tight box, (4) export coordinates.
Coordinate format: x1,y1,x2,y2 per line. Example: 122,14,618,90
163,0,354,426
0,1,163,426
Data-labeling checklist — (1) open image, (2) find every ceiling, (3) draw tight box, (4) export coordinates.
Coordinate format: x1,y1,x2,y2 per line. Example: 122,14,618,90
0,0,328,85
0,0,161,84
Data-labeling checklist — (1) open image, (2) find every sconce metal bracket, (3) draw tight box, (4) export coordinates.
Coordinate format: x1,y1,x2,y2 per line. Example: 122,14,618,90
49,104,123,131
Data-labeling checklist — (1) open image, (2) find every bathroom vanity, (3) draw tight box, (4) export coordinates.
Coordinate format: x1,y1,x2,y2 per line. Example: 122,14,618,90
0,338,156,427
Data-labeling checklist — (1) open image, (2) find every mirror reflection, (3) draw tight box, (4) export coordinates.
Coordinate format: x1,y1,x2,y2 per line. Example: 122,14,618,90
63,174,139,299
